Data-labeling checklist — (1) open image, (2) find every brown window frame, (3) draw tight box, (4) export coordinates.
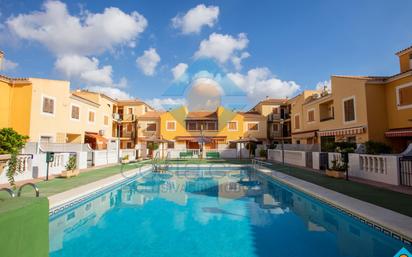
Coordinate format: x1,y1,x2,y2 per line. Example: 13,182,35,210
343,98,355,122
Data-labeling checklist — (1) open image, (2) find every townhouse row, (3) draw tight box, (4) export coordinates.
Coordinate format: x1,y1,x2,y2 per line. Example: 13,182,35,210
289,46,412,153
1,45,412,154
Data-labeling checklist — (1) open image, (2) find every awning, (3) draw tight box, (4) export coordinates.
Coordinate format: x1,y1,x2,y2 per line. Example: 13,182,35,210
292,131,316,139
175,136,226,141
317,126,366,137
85,132,108,143
385,128,412,138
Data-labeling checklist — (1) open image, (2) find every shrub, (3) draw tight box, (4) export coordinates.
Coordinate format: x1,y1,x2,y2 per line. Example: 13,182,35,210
364,141,391,155
259,149,267,158
65,155,77,171
0,128,28,186
147,143,159,151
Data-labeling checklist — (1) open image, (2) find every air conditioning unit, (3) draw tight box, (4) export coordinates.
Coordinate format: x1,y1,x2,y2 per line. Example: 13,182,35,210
313,93,320,99
99,130,105,136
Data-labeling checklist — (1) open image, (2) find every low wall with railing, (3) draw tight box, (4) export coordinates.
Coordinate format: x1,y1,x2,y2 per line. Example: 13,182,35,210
268,150,401,186
348,154,400,185
0,152,88,185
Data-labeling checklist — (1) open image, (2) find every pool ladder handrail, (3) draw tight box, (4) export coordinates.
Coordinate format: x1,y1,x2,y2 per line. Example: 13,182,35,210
17,182,40,197
0,187,16,198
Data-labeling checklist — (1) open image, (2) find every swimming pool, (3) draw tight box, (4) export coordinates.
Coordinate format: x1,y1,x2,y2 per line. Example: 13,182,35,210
49,166,411,257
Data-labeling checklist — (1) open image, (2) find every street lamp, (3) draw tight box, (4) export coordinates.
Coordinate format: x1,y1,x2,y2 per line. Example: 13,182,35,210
280,119,285,165
113,113,122,164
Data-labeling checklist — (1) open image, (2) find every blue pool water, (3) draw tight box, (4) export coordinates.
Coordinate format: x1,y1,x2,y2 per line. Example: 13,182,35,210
49,167,411,257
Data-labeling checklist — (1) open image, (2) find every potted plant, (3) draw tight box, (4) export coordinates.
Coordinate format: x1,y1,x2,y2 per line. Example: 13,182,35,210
61,155,79,178
326,159,347,179
259,148,267,159
122,155,130,164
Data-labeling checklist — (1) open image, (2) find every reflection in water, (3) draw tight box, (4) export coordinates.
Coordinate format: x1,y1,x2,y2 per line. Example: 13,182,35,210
49,168,410,257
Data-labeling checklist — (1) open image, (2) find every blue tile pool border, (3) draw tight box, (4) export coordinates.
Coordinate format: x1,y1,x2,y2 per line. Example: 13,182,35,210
49,170,151,219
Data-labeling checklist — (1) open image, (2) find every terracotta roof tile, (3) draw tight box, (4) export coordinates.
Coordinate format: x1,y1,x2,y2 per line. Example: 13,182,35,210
395,45,412,56
137,111,164,119
186,111,217,120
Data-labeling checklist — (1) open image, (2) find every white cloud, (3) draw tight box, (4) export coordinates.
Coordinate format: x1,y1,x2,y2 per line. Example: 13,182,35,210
231,52,250,71
6,0,147,56
316,80,331,92
172,4,219,34
171,63,188,80
87,86,131,100
227,67,300,102
136,48,160,76
55,55,117,86
1,58,18,71
145,98,186,110
194,33,249,69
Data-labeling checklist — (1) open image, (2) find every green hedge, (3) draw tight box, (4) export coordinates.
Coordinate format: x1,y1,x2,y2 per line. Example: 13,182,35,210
0,197,49,257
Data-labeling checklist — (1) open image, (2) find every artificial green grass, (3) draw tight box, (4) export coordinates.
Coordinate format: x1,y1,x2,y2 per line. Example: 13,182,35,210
265,162,412,217
0,197,49,257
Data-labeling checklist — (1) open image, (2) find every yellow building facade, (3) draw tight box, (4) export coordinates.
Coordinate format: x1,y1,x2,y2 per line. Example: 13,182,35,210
0,76,116,149
290,46,412,153
157,106,267,151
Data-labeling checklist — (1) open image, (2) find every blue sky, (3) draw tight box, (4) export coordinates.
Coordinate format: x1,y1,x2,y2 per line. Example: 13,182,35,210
1,0,411,109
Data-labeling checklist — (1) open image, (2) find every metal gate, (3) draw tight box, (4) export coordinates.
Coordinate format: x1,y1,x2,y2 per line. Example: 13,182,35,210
399,157,412,187
305,152,313,168
87,151,94,168
319,152,329,170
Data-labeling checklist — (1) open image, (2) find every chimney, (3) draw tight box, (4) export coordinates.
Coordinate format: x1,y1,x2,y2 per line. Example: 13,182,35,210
396,46,412,73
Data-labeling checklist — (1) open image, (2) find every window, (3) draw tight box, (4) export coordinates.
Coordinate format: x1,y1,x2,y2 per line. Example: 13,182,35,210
167,142,175,149
307,109,315,122
272,107,279,114
71,105,80,120
397,83,412,108
88,111,95,123
104,115,109,125
346,136,356,143
40,136,52,143
147,123,157,131
228,121,238,131
166,121,176,131
145,106,148,112
247,122,259,131
343,97,355,122
294,114,300,129
42,96,54,115
273,123,279,131
187,122,197,131
128,107,133,114
206,122,217,131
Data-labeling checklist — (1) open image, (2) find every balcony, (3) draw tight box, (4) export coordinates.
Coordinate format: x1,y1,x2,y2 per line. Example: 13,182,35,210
268,112,290,121
122,114,135,122
320,116,334,122
319,100,334,123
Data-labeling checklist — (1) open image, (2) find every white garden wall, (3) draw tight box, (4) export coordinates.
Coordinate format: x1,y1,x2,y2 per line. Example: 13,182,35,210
348,154,400,185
